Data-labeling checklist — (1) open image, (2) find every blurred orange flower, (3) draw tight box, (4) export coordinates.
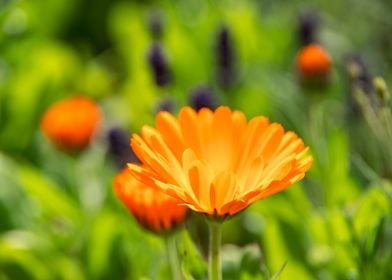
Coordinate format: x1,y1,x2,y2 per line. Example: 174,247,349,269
40,96,101,151
128,106,313,217
114,167,188,232
296,43,331,80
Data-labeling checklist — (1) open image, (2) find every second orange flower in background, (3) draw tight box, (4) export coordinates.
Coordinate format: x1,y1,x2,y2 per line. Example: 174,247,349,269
114,167,188,232
296,43,332,86
40,96,101,151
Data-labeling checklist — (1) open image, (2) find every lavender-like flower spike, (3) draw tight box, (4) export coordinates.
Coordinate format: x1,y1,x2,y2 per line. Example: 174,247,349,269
148,43,171,87
155,97,176,114
298,10,319,46
147,9,165,40
216,25,236,89
107,128,140,169
346,54,373,95
189,85,217,111
344,54,374,116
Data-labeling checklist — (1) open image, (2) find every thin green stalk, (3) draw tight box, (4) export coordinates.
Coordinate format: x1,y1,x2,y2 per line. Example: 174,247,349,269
208,221,222,280
165,234,182,280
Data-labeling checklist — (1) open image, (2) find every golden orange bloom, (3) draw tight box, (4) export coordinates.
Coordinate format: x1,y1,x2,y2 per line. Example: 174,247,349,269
296,44,331,78
40,96,101,151
128,106,313,217
114,168,188,232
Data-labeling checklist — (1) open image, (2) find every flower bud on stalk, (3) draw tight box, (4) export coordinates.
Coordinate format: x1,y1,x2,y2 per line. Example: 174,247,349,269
114,167,188,233
107,128,139,169
346,54,373,95
40,96,101,152
296,44,332,88
344,54,374,116
352,77,392,175
298,11,319,46
373,77,392,147
148,10,165,40
155,97,176,114
189,85,217,111
216,25,236,89
148,43,171,87
374,77,390,106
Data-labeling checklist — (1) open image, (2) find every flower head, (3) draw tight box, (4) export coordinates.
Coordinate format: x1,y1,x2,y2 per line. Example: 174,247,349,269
296,44,331,85
128,106,313,218
345,54,373,94
216,25,236,89
147,9,165,39
107,127,140,169
189,85,217,112
40,96,101,151
297,11,319,46
148,43,171,87
114,167,187,232
155,97,176,114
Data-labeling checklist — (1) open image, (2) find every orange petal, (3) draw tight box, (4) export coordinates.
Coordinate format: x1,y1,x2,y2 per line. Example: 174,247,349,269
211,171,238,215
156,111,185,160
179,107,202,156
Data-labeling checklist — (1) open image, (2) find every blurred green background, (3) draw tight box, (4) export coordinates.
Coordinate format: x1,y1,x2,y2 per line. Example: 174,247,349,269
1,0,392,279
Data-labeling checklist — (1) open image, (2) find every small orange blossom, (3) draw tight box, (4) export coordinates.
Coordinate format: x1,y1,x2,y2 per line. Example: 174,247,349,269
296,43,331,79
128,106,313,217
114,167,188,232
40,96,101,151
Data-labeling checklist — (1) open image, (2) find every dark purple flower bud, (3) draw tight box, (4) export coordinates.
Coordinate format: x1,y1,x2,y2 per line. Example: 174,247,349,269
155,97,176,114
216,25,236,89
345,54,373,94
148,43,171,87
298,11,319,46
107,128,139,169
345,54,375,117
189,86,217,111
147,10,165,40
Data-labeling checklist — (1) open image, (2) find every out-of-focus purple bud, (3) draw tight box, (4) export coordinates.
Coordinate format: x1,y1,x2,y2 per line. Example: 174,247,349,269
344,54,376,117
298,11,319,46
155,97,176,114
216,25,236,89
148,10,165,40
107,128,139,169
189,85,217,111
345,54,373,94
148,43,171,87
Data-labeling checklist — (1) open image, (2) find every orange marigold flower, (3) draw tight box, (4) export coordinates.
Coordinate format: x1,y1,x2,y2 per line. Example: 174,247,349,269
114,168,188,232
40,96,101,151
297,44,331,79
128,106,313,218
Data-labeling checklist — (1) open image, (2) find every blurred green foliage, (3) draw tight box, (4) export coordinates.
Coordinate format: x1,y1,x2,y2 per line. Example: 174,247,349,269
1,0,392,279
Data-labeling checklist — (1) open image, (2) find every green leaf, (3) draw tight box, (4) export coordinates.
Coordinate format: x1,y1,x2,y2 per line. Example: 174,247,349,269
0,238,51,280
87,209,121,278
270,261,287,280
262,220,314,279
18,165,81,223
353,188,390,238
179,230,208,280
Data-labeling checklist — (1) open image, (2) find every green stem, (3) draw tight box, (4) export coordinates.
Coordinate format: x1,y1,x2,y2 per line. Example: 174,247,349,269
165,234,182,280
208,221,222,280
